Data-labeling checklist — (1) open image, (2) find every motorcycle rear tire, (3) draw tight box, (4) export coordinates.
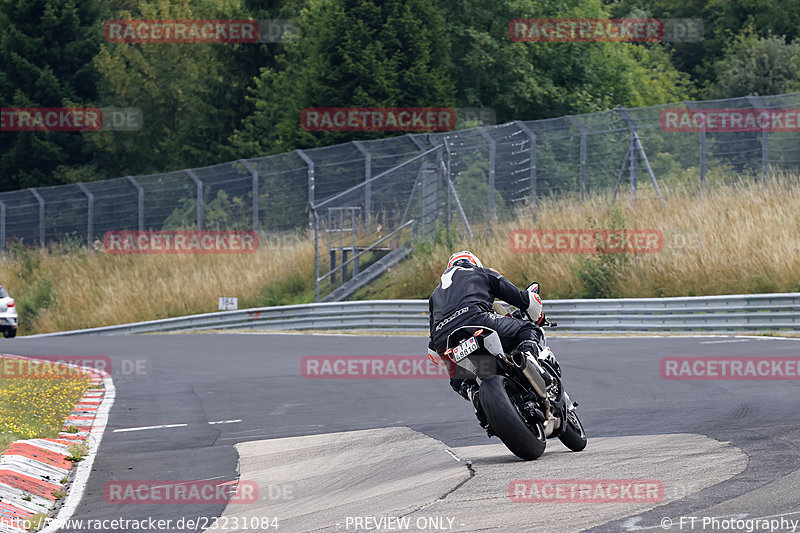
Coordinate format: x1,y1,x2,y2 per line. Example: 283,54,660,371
480,375,546,460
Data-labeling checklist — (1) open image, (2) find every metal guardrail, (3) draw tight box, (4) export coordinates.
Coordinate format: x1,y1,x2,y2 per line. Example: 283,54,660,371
23,293,800,337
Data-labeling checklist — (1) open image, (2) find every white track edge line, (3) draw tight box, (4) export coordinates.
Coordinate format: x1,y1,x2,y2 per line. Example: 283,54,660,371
39,369,115,533
113,423,187,433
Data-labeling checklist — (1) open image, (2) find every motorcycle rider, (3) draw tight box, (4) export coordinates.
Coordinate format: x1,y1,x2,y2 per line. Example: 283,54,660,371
427,251,549,429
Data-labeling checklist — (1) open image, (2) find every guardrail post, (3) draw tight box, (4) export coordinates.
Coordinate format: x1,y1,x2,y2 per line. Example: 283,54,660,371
239,159,260,232
747,95,769,180
353,141,371,225
515,121,537,221
126,176,145,231
186,170,203,230
77,183,94,245
684,101,706,189
28,188,45,247
296,149,315,229
567,116,587,202
477,127,496,234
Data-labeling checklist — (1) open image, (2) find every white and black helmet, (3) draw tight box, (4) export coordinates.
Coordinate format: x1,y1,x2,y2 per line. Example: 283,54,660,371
447,250,483,269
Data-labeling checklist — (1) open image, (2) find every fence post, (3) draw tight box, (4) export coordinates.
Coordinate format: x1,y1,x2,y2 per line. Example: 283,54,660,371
0,200,5,254
352,141,371,225
239,159,260,232
515,121,537,220
443,138,452,240
629,132,638,201
477,127,496,234
567,116,587,201
683,101,706,189
615,107,666,208
296,149,315,229
441,138,474,240
125,176,145,231
298,149,319,299
747,95,769,180
409,134,430,151
185,170,203,230
313,209,320,302
28,188,45,247
77,183,94,245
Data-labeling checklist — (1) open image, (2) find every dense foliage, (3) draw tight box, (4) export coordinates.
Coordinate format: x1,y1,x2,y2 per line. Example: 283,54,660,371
1,0,799,190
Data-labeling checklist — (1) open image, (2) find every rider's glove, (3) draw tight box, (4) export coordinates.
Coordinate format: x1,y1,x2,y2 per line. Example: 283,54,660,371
526,288,543,324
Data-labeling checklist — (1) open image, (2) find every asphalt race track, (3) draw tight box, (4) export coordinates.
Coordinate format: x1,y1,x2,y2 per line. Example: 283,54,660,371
8,333,800,532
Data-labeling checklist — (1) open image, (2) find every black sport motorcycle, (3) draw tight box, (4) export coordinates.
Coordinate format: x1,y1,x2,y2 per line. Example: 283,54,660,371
439,285,587,460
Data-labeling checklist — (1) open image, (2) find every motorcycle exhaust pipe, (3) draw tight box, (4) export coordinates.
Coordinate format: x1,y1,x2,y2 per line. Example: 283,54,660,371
510,351,549,400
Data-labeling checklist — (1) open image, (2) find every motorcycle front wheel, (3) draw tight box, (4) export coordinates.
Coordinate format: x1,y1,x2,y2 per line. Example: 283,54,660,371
558,408,587,452
479,375,546,460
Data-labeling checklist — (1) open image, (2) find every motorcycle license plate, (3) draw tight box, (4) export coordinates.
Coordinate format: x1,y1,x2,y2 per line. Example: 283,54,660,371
453,337,479,363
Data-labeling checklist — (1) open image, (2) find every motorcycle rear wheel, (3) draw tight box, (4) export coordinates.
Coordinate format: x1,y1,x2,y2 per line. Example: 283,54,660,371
480,375,546,460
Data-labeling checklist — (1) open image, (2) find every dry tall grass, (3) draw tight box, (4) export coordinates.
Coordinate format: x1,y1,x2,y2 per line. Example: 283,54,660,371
0,233,315,334
3,174,800,335
360,173,800,300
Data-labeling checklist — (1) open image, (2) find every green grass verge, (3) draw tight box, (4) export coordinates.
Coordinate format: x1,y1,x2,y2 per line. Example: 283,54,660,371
0,357,93,454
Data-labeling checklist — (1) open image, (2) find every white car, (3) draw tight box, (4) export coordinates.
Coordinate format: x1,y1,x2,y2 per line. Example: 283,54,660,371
0,286,18,338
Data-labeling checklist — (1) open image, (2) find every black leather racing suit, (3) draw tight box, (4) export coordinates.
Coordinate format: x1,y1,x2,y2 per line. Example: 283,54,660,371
428,264,540,391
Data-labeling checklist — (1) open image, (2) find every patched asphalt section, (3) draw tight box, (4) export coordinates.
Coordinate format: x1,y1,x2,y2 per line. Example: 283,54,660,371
216,429,746,532
221,427,469,532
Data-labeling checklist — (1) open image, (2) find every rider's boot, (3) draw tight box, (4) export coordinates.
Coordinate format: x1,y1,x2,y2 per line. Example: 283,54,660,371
514,340,553,388
459,381,491,434
513,340,554,422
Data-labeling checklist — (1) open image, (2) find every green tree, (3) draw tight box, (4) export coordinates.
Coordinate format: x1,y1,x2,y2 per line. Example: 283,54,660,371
229,0,456,156
162,189,251,230
0,0,102,190
609,0,800,91
705,32,800,98
89,0,256,175
442,0,690,122
453,160,507,222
